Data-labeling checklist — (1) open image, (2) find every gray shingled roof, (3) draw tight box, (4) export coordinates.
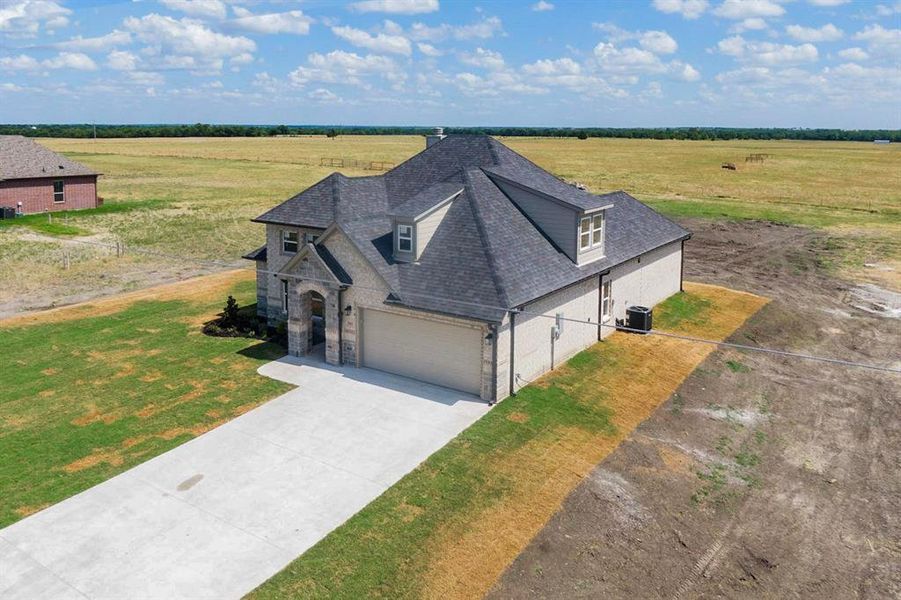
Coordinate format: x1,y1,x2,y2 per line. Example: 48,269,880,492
0,135,99,181
390,182,463,219
253,135,690,323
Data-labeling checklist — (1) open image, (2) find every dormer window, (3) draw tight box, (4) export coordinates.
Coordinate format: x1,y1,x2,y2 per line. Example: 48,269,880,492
282,230,299,253
397,224,413,252
579,213,604,251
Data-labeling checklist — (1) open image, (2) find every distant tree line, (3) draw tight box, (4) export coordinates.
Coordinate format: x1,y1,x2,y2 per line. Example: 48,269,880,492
0,123,897,142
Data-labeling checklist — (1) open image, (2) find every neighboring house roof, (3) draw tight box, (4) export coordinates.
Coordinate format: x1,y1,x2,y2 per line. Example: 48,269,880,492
254,135,690,323
0,135,99,181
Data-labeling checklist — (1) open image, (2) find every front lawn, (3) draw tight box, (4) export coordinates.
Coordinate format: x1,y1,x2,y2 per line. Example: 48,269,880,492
249,282,768,599
0,271,292,527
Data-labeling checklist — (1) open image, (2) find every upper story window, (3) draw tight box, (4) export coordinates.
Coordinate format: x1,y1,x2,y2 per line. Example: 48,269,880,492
397,224,413,252
282,230,299,254
53,180,65,203
579,213,604,252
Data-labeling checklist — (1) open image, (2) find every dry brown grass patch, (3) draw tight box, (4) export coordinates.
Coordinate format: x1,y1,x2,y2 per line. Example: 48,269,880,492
506,412,530,423
420,283,768,599
0,270,253,329
62,448,125,473
14,503,50,518
41,368,58,376
71,404,123,426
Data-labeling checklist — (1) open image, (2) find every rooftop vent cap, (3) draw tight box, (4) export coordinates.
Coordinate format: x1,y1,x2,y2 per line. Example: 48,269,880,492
426,126,446,149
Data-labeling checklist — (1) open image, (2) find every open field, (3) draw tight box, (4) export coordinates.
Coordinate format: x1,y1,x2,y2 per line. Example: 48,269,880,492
0,270,292,528
490,219,901,599
0,136,897,317
248,281,766,599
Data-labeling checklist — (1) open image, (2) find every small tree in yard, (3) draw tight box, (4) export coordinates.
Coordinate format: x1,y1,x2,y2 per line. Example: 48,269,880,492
222,295,240,328
327,129,339,139
577,131,589,140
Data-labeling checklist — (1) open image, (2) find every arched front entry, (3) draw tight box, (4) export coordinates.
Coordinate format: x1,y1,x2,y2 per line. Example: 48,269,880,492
286,280,341,365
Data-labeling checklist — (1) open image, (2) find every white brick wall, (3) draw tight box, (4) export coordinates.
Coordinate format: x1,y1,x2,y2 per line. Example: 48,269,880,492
605,240,682,334
495,240,684,400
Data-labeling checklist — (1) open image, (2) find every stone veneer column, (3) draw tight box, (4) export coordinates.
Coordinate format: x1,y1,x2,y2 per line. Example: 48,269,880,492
287,285,312,357
324,289,341,366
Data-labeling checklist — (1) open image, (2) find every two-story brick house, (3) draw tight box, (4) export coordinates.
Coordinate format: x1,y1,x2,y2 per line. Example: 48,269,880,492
0,135,100,215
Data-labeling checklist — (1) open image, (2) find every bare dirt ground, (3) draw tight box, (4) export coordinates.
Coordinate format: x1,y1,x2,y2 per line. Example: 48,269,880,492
488,219,900,599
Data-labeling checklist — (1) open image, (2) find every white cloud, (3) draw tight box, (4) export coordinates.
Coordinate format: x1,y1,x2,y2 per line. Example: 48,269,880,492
0,54,41,71
159,0,226,20
417,42,442,56
532,1,555,11
308,88,340,102
42,52,98,70
49,30,132,52
786,23,843,42
640,31,678,54
454,71,547,96
717,35,819,64
459,47,505,70
592,41,699,83
332,25,412,55
854,24,901,56
0,82,26,92
230,52,254,66
289,50,400,87
807,0,848,5
521,57,581,76
837,47,868,61
0,0,70,37
229,9,313,35
874,2,901,16
107,50,138,71
593,24,678,54
349,0,439,15
124,13,256,71
712,0,785,20
652,0,709,19
409,16,503,42
730,17,767,32
125,70,164,86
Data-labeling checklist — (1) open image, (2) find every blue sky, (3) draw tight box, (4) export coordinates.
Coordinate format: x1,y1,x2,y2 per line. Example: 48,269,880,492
0,0,899,127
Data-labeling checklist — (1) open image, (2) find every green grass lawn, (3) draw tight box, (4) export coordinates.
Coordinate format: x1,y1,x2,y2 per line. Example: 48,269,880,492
0,276,291,527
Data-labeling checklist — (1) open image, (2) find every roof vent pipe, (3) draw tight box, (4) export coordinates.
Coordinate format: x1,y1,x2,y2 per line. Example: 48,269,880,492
426,126,446,148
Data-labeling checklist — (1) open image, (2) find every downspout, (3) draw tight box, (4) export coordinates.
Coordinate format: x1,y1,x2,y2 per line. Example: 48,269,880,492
597,273,604,341
508,309,517,398
490,323,498,405
337,288,343,364
680,239,685,292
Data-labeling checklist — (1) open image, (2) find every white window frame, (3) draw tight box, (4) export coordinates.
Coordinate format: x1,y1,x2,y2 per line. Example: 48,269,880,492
53,179,65,203
601,279,612,322
397,224,413,253
579,213,605,252
282,279,289,313
282,230,299,254
579,216,591,251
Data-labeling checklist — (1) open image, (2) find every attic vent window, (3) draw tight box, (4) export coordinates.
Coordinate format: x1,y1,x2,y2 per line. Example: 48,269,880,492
397,224,413,252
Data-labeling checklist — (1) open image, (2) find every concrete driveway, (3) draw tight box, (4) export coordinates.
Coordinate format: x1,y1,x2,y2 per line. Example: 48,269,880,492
0,355,490,600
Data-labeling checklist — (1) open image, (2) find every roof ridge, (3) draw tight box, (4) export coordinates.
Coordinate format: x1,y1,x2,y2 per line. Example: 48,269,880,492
464,169,511,307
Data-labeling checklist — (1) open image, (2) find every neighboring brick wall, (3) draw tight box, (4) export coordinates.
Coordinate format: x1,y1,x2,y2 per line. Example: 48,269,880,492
0,176,97,214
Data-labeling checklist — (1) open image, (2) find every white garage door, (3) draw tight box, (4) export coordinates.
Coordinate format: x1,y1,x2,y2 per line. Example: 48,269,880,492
361,308,483,395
